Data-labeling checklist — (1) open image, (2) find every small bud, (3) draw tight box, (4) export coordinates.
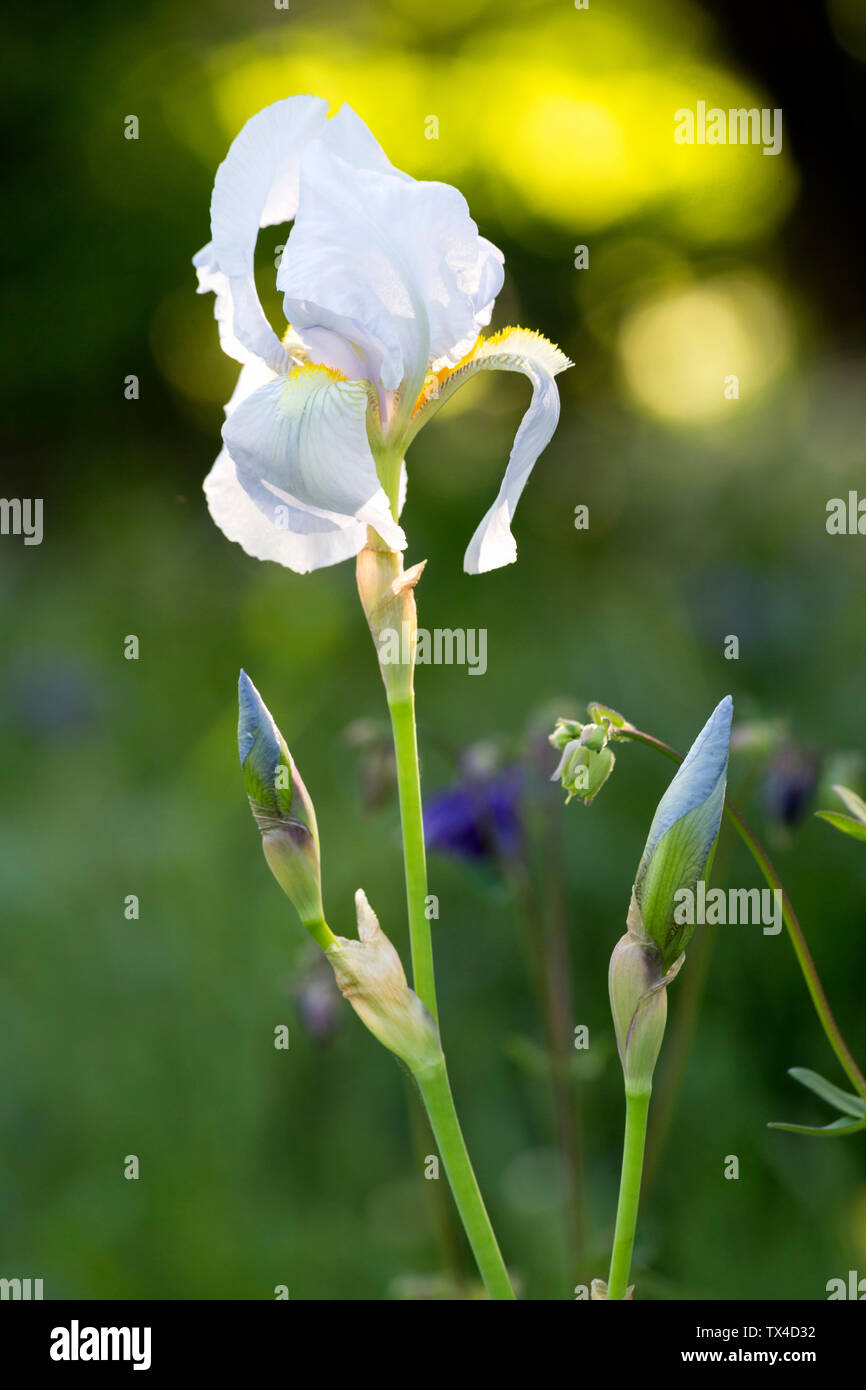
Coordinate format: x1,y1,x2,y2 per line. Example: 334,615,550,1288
549,702,635,755
549,716,585,751
550,735,615,805
238,670,326,939
586,702,635,735
326,890,443,1075
608,920,683,1092
632,697,732,969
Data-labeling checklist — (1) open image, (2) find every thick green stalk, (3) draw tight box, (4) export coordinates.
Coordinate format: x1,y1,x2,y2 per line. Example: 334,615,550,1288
607,1087,651,1300
356,516,512,1296
416,1059,515,1300
388,693,438,1022
620,727,866,1101
389,693,513,1298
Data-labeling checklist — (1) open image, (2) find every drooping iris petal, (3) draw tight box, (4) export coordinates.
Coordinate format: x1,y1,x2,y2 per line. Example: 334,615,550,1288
411,328,571,574
222,363,405,552
204,361,375,573
277,139,505,400
204,450,372,573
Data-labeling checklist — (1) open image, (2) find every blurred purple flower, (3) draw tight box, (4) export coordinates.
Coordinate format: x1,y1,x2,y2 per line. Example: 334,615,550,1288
424,767,523,862
762,744,820,829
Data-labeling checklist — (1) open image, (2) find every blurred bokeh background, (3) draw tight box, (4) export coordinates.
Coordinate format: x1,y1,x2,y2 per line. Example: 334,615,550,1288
3,0,866,1299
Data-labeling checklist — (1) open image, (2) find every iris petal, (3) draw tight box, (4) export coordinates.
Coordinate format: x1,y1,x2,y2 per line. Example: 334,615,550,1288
410,328,571,574
204,360,399,574
278,140,504,400
222,363,404,551
193,95,333,371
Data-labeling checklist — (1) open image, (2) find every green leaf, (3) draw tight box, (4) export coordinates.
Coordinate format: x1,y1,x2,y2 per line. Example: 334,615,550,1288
767,1116,866,1138
814,811,866,842
833,784,866,824
788,1067,866,1118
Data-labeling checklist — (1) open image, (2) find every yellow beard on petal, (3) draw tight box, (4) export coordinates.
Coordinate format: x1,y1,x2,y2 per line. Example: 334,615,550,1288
286,361,348,385
411,326,571,417
482,325,571,370
412,337,482,415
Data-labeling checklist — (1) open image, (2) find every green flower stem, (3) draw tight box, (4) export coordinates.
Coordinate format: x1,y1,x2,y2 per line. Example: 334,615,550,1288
620,727,866,1102
388,693,438,1022
387,690,514,1299
416,1058,515,1300
641,920,714,1197
304,916,340,952
607,1087,651,1300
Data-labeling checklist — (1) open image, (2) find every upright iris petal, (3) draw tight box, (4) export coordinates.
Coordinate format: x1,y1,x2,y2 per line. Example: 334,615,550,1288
278,138,504,404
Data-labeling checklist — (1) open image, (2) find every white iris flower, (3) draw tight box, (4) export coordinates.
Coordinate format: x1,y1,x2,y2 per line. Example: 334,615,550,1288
195,95,571,574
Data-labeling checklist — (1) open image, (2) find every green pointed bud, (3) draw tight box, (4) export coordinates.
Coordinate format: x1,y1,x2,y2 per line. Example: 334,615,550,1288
609,917,684,1092
632,697,732,969
326,891,443,1076
550,733,615,805
238,670,327,943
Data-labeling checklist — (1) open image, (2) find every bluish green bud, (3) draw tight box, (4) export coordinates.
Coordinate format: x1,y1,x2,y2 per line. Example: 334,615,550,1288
632,696,732,969
238,670,325,938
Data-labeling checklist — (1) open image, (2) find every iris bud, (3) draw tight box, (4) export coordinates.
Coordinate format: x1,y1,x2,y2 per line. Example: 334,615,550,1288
609,916,684,1092
238,670,327,944
632,696,732,969
607,697,733,1095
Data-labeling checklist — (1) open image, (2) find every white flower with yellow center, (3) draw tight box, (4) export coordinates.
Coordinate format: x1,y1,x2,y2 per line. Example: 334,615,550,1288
195,95,571,575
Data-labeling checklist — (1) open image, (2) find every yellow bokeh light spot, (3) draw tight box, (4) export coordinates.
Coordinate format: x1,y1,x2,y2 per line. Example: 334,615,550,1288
617,272,794,424
519,93,630,215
